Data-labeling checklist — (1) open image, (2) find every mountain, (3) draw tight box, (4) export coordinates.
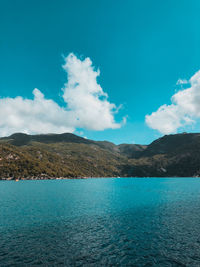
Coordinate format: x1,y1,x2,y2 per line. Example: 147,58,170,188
0,132,200,179
123,133,200,177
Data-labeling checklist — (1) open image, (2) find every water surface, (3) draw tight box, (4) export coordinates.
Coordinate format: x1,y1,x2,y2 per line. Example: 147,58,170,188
1,178,200,266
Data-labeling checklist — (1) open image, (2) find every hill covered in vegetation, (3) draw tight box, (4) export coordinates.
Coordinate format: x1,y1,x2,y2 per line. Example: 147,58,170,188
1,132,200,179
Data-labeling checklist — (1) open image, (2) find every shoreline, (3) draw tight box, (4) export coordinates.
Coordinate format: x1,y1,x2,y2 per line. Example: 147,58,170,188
0,176,121,181
1,176,200,181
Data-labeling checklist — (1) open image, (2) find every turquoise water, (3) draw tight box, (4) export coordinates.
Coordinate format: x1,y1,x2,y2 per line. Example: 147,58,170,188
1,178,200,266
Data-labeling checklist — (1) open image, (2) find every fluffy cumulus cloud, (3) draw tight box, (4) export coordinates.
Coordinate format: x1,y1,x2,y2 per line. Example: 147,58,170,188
0,53,123,136
62,53,122,130
145,70,200,134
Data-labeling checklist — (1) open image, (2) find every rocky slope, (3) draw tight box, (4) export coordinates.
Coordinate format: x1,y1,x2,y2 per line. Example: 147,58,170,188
0,132,200,179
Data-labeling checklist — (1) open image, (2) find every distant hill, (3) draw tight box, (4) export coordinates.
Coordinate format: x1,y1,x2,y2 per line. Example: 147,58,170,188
1,133,93,146
1,132,200,179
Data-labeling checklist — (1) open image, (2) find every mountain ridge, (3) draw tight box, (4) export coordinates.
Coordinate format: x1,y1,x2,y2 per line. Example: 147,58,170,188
0,132,200,179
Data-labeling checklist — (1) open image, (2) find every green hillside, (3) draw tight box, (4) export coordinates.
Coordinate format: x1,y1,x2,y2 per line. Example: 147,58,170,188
1,132,200,179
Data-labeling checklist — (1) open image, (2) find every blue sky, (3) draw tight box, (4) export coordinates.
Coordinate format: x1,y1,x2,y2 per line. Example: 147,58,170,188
1,0,200,144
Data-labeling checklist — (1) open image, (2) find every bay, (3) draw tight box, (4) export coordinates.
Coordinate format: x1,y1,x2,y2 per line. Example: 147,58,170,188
1,178,200,266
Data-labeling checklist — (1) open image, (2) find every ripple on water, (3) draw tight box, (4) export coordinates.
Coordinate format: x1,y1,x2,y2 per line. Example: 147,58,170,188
1,178,200,266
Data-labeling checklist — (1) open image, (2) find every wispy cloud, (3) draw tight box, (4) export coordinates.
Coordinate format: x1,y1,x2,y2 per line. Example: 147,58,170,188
145,70,200,134
176,78,189,85
0,53,124,136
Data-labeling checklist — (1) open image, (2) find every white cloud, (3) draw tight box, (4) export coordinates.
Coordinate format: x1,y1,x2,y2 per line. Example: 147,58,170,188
0,88,75,136
145,70,200,134
0,53,123,137
62,53,122,130
176,78,189,85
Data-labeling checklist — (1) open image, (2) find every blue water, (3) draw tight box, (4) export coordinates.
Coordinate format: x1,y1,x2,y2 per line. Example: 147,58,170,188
1,178,200,266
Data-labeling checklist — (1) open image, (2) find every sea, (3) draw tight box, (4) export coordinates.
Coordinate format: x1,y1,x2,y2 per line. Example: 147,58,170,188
1,178,200,266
